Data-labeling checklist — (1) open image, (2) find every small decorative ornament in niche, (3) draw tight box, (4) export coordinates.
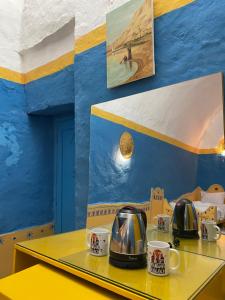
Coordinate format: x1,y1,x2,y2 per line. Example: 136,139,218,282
119,132,134,159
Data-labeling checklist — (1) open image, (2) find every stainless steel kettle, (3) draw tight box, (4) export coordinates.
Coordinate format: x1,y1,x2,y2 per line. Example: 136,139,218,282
172,199,199,239
109,206,147,269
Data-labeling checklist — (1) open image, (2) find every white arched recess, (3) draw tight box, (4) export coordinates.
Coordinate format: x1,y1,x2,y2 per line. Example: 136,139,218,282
93,72,224,151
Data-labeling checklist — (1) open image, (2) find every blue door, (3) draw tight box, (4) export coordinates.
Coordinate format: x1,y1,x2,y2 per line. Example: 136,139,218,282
54,115,75,233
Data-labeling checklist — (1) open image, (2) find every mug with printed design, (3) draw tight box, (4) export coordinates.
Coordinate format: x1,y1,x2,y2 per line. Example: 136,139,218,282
87,227,110,256
154,214,171,232
147,241,180,276
201,220,221,242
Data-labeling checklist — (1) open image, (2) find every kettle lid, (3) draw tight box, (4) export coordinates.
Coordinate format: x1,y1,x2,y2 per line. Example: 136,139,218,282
118,206,147,228
119,206,141,214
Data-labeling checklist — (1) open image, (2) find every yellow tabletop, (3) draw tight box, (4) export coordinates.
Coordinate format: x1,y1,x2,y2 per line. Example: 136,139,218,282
60,248,223,300
146,226,225,261
15,227,225,300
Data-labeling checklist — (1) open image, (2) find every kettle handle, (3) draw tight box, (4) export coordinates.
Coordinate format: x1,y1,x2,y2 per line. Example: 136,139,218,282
140,209,147,229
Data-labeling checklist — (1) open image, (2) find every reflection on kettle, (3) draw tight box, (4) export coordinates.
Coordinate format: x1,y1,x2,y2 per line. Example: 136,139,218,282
109,206,147,269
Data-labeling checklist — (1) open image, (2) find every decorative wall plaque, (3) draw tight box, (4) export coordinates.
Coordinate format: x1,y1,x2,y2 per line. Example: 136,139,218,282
119,132,134,158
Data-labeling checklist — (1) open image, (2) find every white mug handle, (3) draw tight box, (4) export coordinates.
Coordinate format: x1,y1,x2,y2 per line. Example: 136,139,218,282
214,225,221,240
169,248,180,271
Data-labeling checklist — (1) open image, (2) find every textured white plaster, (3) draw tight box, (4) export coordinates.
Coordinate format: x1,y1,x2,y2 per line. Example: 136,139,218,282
75,0,130,38
20,0,75,50
94,73,224,149
20,0,128,50
20,0,128,70
0,0,24,71
0,0,129,71
22,19,75,73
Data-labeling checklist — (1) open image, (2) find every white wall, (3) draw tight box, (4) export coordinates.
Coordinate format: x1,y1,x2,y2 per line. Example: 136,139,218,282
21,0,130,44
22,19,75,73
0,0,129,71
20,0,75,50
75,0,128,39
93,73,224,150
0,0,24,71
21,0,128,70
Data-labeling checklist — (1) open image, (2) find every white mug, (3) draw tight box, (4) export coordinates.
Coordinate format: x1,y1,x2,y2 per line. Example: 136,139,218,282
154,214,171,232
147,241,180,276
201,220,221,242
87,227,110,256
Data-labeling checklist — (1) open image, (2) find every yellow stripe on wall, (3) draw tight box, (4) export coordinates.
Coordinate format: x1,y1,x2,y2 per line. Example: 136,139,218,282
0,67,25,84
0,51,74,84
75,0,195,54
24,51,75,84
75,26,107,55
198,148,217,155
91,106,218,155
154,0,195,18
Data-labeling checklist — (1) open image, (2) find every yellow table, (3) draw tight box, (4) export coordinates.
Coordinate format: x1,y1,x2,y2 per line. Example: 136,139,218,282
11,227,225,300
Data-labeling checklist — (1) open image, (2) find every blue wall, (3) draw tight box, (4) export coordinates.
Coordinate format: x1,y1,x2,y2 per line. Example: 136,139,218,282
26,65,74,114
89,116,198,204
0,63,75,235
0,63,75,234
0,79,54,234
197,154,225,190
74,0,225,228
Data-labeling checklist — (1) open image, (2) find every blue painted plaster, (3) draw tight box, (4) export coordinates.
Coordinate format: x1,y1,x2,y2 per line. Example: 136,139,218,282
26,65,74,114
0,78,54,234
197,154,225,190
74,0,225,228
89,117,225,206
0,122,22,166
89,116,198,204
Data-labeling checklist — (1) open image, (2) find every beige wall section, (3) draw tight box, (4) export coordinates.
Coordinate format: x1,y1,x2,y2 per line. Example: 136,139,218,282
0,223,54,278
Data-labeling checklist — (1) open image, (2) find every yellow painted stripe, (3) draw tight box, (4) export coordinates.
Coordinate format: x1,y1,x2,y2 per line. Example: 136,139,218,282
198,148,218,155
75,26,106,55
154,0,195,18
24,51,74,84
91,106,218,155
0,67,25,84
75,0,195,54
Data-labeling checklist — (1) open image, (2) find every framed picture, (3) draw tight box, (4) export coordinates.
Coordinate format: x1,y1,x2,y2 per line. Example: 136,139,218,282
106,0,155,88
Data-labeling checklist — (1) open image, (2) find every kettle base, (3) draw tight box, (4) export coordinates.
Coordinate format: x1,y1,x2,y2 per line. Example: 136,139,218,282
109,251,147,269
173,229,199,239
